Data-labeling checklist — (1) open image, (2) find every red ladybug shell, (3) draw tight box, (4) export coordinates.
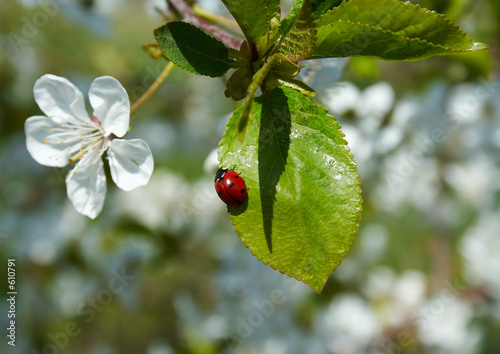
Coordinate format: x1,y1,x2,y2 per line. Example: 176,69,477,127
214,168,247,206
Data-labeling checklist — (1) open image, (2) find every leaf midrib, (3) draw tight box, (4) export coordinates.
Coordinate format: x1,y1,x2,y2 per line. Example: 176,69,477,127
173,40,232,67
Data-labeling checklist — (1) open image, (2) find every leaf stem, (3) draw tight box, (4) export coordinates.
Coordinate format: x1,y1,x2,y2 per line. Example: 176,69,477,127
237,54,279,140
130,61,175,116
192,4,240,31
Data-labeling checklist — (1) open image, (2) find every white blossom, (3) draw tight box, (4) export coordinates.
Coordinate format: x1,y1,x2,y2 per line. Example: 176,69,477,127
25,74,154,219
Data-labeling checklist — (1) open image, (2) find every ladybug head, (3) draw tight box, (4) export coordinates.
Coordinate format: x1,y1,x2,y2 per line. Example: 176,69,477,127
214,167,228,182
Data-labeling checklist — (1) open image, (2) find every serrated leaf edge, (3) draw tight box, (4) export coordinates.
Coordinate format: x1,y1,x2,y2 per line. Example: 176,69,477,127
312,19,485,60
317,0,485,50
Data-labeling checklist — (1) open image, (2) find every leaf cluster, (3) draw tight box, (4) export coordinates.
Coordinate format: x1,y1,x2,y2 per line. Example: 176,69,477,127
153,0,485,292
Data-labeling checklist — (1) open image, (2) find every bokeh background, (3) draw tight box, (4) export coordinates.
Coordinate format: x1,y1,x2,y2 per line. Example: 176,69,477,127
1,0,499,353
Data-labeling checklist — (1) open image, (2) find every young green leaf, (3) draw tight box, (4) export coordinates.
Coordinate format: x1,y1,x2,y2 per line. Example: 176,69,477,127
142,43,166,60
218,87,362,293
263,54,316,96
221,0,270,44
154,21,234,77
310,0,487,60
266,0,281,20
279,0,304,36
279,77,317,97
278,0,317,61
226,67,253,101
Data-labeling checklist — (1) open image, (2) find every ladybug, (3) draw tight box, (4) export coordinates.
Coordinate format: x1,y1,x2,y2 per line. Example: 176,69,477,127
214,168,247,206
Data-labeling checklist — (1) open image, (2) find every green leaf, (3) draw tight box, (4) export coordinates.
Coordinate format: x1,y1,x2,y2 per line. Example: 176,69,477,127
279,0,304,36
255,9,282,59
221,0,270,43
278,0,317,61
266,0,281,20
218,87,362,293
263,54,316,96
311,0,344,19
279,77,317,97
270,53,301,78
154,21,233,77
225,67,253,101
310,0,487,60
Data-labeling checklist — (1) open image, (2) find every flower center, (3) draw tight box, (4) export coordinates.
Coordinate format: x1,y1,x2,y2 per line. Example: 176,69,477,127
91,116,101,125
68,117,106,164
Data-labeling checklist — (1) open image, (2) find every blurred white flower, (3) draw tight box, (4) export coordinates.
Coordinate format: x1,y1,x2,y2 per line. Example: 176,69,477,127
321,81,402,178
446,83,488,125
444,155,499,209
357,224,388,265
363,267,427,328
262,339,287,354
323,81,395,122
391,97,419,129
201,315,228,339
115,170,190,231
115,169,223,234
393,271,427,309
376,153,440,213
51,269,89,316
25,74,154,219
316,294,378,354
28,239,56,265
322,81,360,117
363,267,397,300
417,299,480,353
460,211,500,300
356,82,396,120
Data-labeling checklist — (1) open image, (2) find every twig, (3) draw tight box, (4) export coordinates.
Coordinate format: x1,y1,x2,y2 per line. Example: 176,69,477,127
130,61,175,116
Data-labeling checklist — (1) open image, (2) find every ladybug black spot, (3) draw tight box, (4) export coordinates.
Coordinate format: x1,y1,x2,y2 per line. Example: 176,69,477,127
228,182,234,187
234,175,239,178
218,191,222,196
240,189,245,194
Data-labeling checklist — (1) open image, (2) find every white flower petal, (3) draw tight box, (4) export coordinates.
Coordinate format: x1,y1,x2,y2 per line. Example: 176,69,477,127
34,74,90,124
108,138,154,191
25,116,74,167
89,76,130,138
66,158,107,219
